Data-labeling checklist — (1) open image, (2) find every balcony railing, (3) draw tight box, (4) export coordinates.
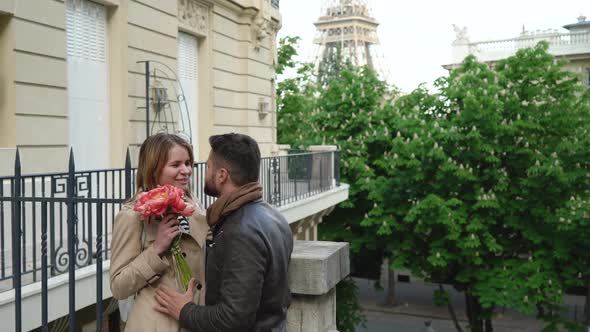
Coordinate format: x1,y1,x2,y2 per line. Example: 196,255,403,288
452,30,590,63
0,148,340,331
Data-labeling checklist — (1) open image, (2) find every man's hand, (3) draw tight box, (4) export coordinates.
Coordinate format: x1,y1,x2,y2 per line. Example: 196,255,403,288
154,278,197,320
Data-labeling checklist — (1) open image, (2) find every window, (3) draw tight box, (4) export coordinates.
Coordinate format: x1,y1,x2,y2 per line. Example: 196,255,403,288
177,32,199,153
66,0,110,170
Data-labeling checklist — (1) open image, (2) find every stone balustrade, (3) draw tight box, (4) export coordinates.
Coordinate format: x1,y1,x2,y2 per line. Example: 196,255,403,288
451,30,590,64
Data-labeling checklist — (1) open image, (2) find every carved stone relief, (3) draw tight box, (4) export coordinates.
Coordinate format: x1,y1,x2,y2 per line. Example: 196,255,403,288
452,24,469,44
251,0,272,49
269,20,281,66
178,0,209,36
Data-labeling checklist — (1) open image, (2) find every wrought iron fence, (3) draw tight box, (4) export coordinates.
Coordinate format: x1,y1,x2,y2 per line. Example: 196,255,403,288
0,148,340,331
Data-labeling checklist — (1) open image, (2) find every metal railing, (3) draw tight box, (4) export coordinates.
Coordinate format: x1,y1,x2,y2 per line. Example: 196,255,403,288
0,148,340,331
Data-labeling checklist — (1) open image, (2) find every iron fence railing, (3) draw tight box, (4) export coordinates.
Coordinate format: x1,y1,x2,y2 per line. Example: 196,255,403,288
0,147,340,331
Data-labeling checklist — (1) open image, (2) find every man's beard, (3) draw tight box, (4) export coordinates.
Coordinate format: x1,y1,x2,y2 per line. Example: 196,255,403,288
204,178,219,197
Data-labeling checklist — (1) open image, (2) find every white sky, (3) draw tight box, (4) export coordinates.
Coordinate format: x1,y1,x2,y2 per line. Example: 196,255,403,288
278,0,590,93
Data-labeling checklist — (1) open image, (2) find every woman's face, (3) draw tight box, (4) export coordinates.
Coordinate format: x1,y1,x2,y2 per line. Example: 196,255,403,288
157,144,192,191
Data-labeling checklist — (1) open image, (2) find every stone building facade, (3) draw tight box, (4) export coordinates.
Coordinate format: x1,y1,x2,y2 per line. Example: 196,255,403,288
446,15,590,88
0,0,282,174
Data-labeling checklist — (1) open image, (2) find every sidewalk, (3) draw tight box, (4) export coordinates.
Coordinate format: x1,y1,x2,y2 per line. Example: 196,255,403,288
354,277,586,332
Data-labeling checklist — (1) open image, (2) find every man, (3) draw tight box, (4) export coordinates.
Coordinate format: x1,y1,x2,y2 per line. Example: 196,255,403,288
155,133,294,331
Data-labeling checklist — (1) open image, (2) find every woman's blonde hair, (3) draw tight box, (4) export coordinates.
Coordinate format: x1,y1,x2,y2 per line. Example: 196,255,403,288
135,133,194,198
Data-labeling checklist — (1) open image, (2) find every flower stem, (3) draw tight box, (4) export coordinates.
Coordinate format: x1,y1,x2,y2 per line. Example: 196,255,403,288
171,238,192,292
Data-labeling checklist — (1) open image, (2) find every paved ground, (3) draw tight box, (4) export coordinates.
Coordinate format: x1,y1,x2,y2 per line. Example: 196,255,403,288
353,277,587,332
357,310,458,332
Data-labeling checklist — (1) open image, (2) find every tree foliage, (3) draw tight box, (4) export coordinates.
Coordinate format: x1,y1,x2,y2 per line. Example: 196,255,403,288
276,37,317,146
316,45,351,88
278,38,590,331
276,36,373,331
335,278,367,332
367,43,590,330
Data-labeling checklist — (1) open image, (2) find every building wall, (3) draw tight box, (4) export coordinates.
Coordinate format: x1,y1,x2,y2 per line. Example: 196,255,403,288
447,20,590,90
0,0,281,175
0,1,69,173
564,58,590,87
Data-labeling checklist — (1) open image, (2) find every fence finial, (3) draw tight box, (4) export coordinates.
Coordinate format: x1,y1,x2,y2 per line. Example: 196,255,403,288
14,148,21,176
125,148,131,168
68,147,75,171
125,148,132,199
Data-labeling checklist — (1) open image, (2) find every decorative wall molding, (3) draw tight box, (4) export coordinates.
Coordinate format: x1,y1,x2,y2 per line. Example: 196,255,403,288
268,19,280,66
178,0,210,37
250,0,271,49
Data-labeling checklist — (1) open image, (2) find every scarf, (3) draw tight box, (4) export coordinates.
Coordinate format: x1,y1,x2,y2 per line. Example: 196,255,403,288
206,182,263,227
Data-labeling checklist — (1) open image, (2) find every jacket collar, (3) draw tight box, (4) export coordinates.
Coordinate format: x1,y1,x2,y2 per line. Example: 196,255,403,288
185,196,208,248
188,213,208,248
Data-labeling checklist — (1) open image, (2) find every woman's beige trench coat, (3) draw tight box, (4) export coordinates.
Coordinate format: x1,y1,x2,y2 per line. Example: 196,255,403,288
110,200,208,332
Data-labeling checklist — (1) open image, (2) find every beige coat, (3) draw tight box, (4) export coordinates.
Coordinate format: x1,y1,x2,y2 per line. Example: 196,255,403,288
110,201,208,332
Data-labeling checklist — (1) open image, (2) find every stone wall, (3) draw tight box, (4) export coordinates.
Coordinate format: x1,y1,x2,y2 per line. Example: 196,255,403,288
0,0,282,174
0,0,69,173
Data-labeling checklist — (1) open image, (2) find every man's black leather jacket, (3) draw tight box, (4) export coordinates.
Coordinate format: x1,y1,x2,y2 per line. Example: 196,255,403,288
179,200,294,331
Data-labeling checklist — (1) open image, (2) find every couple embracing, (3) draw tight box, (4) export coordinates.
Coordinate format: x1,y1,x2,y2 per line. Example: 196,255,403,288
110,133,293,332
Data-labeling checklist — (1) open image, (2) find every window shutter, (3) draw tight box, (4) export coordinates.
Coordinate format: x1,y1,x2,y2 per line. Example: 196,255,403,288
66,0,107,63
178,32,198,80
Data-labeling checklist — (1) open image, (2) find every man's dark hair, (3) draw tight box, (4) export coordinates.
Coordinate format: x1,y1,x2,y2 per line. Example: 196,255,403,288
209,133,261,186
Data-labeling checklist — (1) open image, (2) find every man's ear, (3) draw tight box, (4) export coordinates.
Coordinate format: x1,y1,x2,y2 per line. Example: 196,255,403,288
218,168,230,184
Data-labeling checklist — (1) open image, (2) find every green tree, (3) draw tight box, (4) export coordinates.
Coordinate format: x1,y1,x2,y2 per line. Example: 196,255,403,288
300,65,393,332
276,37,374,332
278,36,590,332
276,37,316,147
316,45,351,88
363,43,590,331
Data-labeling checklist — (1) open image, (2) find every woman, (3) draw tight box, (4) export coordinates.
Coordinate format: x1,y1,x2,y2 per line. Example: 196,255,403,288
110,133,208,332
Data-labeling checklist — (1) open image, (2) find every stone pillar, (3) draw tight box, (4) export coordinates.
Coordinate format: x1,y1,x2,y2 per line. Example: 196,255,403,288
287,241,350,332
308,145,338,191
271,144,291,156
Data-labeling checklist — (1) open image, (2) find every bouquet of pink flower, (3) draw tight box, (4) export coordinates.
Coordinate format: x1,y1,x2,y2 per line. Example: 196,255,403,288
134,185,195,291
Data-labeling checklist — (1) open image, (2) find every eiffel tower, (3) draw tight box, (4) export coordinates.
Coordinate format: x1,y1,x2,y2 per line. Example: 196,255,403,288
312,0,389,81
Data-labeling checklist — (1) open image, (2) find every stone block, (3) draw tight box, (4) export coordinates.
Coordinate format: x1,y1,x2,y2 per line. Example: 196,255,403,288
287,288,337,332
289,241,349,296
308,145,338,152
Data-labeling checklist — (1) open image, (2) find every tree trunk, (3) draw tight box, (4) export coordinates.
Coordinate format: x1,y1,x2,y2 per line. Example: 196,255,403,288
439,284,464,332
465,294,484,332
536,303,545,319
484,318,493,332
385,265,396,306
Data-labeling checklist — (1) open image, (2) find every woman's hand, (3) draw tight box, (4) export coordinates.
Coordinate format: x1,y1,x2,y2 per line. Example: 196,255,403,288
152,214,180,257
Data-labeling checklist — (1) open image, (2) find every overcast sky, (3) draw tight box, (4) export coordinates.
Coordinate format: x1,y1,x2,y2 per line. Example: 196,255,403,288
278,0,590,93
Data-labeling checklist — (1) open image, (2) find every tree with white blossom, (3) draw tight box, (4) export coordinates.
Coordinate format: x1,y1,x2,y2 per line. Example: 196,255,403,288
364,43,590,331
278,39,590,331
